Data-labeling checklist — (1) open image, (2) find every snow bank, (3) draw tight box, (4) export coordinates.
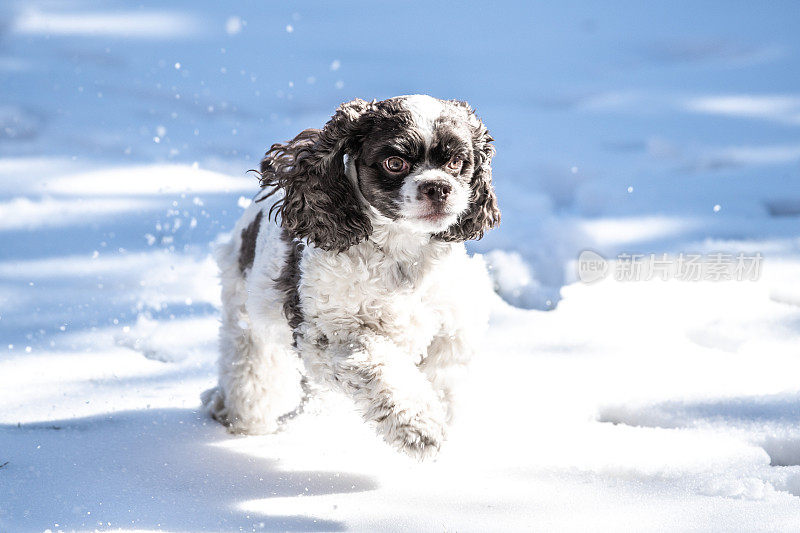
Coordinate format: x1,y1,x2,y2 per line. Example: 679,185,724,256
13,9,201,39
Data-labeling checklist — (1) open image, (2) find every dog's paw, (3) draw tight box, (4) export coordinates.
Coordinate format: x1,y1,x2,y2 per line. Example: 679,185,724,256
377,404,447,460
201,386,280,435
201,386,231,426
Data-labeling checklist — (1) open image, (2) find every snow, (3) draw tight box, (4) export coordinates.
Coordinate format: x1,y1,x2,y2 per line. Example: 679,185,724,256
12,9,201,39
684,95,800,125
2,0,800,531
0,197,157,231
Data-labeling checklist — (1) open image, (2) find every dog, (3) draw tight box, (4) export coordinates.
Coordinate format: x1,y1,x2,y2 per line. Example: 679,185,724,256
202,95,500,459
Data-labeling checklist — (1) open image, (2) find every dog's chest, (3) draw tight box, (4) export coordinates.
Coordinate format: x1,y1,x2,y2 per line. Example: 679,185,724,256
298,242,445,350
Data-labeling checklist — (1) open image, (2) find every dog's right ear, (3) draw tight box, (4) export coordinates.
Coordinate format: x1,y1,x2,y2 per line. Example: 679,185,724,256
436,101,500,243
258,99,374,252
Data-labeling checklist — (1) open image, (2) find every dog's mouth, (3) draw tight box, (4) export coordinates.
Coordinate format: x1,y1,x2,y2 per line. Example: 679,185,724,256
399,200,460,228
416,203,455,221
419,211,450,223
415,209,459,228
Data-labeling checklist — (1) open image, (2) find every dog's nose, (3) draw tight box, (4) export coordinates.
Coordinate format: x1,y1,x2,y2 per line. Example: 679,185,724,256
418,181,452,203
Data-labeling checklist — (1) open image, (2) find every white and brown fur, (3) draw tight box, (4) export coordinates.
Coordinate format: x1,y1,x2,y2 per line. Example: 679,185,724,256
202,95,500,459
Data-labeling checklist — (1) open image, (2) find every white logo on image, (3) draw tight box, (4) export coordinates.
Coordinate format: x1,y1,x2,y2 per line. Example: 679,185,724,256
578,250,608,283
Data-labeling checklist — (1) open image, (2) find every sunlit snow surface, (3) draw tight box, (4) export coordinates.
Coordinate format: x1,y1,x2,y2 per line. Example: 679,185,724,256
1,1,800,531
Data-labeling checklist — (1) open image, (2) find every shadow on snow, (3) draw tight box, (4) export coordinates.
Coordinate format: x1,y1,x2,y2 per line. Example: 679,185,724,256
0,407,378,532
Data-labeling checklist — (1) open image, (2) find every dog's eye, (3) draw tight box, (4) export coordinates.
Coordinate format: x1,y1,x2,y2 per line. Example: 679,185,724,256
383,156,408,174
447,157,464,172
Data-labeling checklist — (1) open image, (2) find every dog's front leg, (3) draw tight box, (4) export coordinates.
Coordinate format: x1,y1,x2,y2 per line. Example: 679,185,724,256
305,333,447,459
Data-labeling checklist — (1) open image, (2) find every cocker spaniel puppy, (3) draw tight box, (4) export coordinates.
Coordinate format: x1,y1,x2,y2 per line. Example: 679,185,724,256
202,95,500,459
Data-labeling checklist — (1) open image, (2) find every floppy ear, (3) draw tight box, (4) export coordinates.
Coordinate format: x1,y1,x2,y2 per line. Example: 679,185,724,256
436,103,500,242
258,99,373,252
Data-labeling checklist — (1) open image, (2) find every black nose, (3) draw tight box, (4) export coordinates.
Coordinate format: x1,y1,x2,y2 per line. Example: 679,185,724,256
418,181,452,203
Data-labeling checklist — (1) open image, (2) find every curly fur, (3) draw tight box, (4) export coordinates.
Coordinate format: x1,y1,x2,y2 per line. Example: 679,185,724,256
257,100,374,252
435,101,500,241
203,95,500,459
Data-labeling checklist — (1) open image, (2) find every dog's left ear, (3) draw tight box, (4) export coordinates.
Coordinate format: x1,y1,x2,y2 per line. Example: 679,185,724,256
437,102,500,242
259,99,374,252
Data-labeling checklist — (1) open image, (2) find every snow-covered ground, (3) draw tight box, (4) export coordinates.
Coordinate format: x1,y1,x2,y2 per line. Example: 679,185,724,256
2,1,800,531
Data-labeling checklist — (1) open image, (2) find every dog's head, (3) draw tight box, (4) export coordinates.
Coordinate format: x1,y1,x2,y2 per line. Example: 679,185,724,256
259,95,500,252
